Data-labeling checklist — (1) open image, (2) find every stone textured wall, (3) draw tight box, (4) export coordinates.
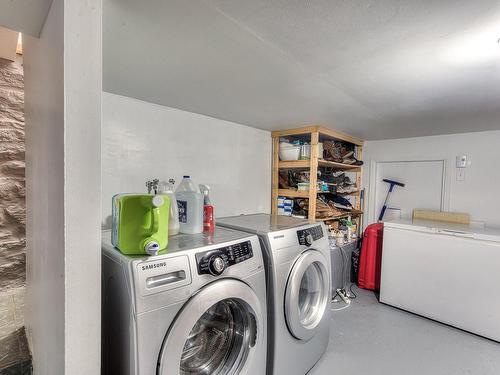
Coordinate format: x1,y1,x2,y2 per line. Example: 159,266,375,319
0,57,25,290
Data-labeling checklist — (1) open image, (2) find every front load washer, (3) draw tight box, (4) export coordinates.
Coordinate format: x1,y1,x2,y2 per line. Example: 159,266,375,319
217,214,331,375
101,227,267,375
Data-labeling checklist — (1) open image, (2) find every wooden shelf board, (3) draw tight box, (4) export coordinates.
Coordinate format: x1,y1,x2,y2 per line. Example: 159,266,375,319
278,159,361,171
317,126,364,146
335,190,360,196
272,126,318,138
277,189,309,198
318,159,362,170
278,188,360,197
278,160,310,169
272,125,364,146
317,210,363,221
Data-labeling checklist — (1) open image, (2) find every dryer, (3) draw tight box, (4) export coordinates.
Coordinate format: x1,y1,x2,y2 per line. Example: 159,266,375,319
217,214,331,375
101,227,267,375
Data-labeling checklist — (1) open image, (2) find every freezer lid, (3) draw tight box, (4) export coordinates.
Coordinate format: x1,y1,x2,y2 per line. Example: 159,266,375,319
384,218,500,243
217,213,314,234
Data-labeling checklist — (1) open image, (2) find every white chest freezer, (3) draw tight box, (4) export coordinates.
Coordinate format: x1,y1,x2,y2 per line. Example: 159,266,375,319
380,219,500,342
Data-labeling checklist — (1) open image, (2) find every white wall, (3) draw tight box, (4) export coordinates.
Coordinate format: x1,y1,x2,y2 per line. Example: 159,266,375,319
24,0,65,371
24,0,101,373
63,0,101,373
363,130,500,227
102,92,271,226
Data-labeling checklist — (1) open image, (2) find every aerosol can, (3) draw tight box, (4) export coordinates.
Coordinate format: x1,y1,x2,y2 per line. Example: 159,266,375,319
199,184,215,233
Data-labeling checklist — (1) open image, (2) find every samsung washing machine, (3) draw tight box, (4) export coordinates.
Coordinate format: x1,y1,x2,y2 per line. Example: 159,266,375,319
101,227,267,375
217,214,331,375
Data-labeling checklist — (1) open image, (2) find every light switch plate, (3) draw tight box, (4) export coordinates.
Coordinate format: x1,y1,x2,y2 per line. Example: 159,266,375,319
456,169,465,181
456,155,467,168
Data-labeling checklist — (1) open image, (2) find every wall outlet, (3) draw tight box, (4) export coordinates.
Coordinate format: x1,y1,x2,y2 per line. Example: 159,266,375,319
456,155,468,168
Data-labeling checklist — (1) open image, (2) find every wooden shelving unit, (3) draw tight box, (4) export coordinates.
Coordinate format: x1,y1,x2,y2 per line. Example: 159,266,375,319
271,125,364,225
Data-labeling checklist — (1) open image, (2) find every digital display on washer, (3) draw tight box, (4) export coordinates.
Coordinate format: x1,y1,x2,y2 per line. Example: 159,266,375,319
196,240,253,275
297,225,324,245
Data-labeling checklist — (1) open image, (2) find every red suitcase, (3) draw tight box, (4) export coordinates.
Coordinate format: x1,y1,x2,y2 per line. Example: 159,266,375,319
358,223,384,291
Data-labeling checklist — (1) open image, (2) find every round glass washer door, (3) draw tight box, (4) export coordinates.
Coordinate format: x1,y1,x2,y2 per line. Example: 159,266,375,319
285,250,330,340
157,279,262,375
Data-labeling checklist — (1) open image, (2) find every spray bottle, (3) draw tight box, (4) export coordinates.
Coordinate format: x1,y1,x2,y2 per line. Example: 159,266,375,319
199,184,215,233
159,179,180,236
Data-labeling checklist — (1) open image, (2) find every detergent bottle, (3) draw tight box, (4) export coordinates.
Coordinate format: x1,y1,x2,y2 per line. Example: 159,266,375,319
112,193,170,255
159,179,180,236
175,176,204,234
199,184,215,233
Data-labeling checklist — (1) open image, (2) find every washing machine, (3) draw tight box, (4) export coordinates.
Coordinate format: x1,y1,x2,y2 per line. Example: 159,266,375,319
217,214,331,375
101,227,267,375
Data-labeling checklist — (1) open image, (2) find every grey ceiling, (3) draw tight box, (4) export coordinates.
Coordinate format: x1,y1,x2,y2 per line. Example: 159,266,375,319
0,0,53,37
103,0,500,140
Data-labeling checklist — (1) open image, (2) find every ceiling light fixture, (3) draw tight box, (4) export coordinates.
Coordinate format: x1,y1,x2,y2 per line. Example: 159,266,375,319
441,21,500,66
16,33,22,55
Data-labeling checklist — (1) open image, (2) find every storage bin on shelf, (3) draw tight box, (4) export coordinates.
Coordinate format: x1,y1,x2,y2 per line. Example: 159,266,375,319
278,142,301,161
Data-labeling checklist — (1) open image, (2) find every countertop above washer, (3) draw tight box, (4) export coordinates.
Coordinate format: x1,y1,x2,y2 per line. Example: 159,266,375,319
102,226,256,259
217,213,316,234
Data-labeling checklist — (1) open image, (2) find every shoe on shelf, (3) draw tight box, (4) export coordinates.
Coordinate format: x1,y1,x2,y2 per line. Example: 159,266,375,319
342,156,364,166
341,150,354,159
343,176,355,185
337,185,358,194
331,195,353,210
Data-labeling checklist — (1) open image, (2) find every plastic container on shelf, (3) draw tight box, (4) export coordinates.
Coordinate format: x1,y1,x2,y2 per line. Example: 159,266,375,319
279,143,301,161
297,182,325,191
297,182,310,191
175,176,204,234
159,180,180,236
299,144,311,160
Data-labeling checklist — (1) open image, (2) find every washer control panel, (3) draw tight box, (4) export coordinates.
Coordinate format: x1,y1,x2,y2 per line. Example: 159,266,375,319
297,225,324,246
196,240,253,276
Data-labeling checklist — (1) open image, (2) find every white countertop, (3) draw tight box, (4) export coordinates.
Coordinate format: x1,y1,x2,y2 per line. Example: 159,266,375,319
384,218,500,243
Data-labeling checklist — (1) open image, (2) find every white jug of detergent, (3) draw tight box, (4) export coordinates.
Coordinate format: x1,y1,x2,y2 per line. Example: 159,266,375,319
159,180,180,236
175,176,204,234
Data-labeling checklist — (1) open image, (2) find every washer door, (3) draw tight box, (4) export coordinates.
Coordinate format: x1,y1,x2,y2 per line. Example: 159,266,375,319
157,279,263,375
285,250,330,340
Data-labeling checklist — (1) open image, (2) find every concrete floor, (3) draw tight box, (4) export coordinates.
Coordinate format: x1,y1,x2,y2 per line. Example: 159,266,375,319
310,287,500,375
0,287,31,374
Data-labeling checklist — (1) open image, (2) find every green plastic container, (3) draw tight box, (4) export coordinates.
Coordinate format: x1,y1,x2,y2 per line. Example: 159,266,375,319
112,194,170,255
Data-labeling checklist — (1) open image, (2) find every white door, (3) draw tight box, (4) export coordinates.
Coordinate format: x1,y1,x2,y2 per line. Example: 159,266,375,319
285,250,330,340
157,279,263,375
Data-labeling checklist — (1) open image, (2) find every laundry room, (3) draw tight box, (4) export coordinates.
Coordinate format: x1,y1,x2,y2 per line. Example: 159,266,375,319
1,0,500,374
